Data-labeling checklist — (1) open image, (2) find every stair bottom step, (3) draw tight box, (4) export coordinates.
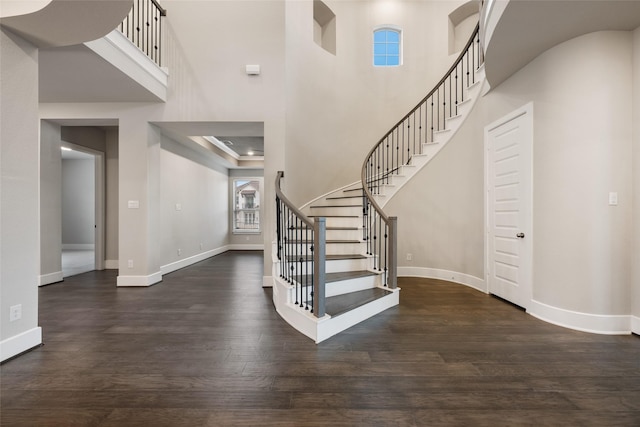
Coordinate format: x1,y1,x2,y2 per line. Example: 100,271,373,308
325,287,392,317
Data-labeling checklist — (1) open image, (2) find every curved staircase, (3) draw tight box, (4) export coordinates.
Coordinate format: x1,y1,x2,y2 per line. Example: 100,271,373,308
273,24,485,343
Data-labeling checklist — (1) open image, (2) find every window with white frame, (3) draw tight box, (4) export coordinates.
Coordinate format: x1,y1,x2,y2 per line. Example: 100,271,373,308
373,27,402,67
233,179,261,233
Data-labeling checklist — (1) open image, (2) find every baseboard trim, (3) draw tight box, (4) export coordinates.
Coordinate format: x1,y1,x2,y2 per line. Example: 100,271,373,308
104,260,118,269
263,275,273,288
160,246,230,276
228,244,265,251
1,327,42,362
62,244,95,250
528,299,631,335
398,267,486,293
38,271,63,287
632,316,640,335
117,271,162,287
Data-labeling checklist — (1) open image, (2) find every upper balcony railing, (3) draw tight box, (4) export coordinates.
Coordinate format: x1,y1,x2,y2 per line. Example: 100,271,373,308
119,0,166,67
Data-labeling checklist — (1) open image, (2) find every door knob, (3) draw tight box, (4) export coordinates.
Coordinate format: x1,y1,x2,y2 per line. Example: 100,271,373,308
516,233,525,238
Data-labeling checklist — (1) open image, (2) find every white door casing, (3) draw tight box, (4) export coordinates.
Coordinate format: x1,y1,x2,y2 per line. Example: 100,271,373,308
485,103,533,309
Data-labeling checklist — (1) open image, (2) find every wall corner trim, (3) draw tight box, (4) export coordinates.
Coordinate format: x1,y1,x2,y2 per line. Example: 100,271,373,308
397,267,486,293
528,299,632,335
0,327,42,362
38,271,63,286
117,271,162,287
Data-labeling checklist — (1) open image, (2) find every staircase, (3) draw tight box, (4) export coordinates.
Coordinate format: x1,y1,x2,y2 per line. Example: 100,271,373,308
273,24,485,343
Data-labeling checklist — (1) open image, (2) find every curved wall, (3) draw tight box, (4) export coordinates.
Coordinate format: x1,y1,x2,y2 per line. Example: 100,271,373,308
388,30,635,333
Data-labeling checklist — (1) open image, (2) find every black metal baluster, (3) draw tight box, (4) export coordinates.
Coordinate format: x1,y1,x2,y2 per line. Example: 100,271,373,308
383,223,388,285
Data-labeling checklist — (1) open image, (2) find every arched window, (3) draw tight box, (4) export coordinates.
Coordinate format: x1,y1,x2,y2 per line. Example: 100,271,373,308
373,27,401,66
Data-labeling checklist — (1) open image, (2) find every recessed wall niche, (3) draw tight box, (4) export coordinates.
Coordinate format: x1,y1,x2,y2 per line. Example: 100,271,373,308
448,1,479,55
313,0,336,55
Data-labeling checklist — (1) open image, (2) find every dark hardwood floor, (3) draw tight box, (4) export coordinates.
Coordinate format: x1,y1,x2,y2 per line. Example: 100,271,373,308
2,250,639,426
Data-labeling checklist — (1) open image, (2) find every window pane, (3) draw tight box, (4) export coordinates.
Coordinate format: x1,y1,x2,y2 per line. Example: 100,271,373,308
374,43,387,55
387,43,399,55
373,30,386,43
387,31,400,43
374,55,387,66
387,55,399,66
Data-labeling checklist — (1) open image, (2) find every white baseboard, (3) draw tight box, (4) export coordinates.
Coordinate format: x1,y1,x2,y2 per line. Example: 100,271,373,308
117,271,162,287
398,266,487,293
160,246,229,276
38,271,63,286
0,327,42,362
528,299,632,335
62,244,95,250
630,315,639,335
228,244,265,251
104,260,118,269
263,275,273,288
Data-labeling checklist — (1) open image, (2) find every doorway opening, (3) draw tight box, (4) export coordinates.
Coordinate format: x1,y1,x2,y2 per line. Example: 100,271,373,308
60,144,104,277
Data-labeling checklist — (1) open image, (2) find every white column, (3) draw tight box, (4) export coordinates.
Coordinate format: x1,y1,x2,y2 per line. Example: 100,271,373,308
0,29,42,361
117,118,162,286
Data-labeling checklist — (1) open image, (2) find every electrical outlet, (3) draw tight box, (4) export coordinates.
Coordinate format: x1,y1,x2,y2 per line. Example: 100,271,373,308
9,304,21,322
406,253,412,261
128,260,133,268
177,248,182,256
200,243,203,250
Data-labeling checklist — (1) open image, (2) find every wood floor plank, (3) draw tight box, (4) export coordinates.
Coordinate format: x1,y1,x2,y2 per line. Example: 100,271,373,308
1,251,639,426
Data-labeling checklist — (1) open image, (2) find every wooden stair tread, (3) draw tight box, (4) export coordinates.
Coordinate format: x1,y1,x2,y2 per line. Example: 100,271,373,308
326,196,362,200
288,239,361,244
308,215,359,218
310,204,361,208
285,254,367,261
325,287,393,317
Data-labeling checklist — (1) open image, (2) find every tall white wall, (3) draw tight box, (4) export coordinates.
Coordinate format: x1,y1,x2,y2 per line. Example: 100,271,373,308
389,30,635,331
40,120,62,284
61,159,95,246
633,27,640,334
105,128,119,268
285,0,466,205
0,28,42,361
159,136,229,269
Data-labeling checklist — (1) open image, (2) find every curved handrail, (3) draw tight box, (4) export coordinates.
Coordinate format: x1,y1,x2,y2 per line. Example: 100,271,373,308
275,171,325,317
361,23,483,290
275,171,313,228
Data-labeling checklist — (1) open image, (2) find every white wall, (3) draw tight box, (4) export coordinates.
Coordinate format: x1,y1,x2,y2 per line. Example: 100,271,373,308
285,0,467,206
633,27,640,333
389,30,635,330
105,128,119,268
61,158,95,246
0,28,42,361
40,120,62,283
159,136,229,270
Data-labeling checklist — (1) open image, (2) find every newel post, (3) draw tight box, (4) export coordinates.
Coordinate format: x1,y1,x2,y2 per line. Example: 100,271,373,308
388,216,398,289
313,217,326,317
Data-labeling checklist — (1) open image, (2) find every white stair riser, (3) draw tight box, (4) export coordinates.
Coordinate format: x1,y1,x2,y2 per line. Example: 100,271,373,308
309,206,362,217
326,228,362,241
285,275,380,301
316,216,361,228
277,257,373,275
315,197,363,207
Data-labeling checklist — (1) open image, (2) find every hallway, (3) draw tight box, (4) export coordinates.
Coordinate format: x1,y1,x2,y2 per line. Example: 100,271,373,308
1,251,639,426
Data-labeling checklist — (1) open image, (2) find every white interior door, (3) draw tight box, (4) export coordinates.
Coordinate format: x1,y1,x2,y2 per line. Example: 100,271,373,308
485,103,533,309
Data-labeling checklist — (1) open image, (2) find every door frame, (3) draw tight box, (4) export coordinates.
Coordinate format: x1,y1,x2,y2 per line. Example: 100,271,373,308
62,141,105,271
484,102,533,309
